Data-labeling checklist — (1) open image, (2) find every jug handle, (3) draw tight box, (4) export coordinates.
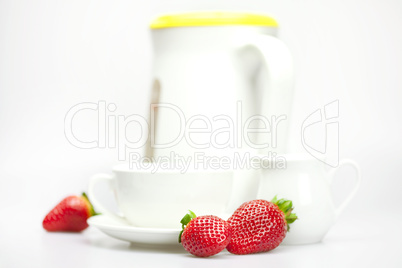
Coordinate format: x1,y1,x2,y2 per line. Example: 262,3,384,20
328,159,362,218
242,34,294,153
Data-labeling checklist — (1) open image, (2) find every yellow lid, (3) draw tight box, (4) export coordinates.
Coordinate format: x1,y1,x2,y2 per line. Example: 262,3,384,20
150,12,278,29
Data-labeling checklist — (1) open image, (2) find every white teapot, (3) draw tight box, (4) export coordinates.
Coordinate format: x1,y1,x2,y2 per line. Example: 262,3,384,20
145,12,294,159
257,154,361,244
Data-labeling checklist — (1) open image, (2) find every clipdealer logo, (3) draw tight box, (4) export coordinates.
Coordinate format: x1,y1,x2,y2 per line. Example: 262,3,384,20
301,100,339,167
64,101,287,161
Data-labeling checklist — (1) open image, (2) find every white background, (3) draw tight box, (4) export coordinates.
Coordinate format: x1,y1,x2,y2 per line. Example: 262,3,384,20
0,0,401,267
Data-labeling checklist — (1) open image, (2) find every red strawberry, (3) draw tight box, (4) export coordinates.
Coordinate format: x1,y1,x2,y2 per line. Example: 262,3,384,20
179,211,232,257
227,197,297,255
43,193,96,232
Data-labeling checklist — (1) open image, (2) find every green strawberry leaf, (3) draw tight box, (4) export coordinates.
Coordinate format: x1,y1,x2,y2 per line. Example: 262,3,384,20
271,196,298,232
178,210,196,243
81,192,99,216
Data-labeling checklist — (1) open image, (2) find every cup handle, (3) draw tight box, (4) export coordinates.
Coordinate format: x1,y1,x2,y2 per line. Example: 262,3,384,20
328,159,361,218
88,173,123,220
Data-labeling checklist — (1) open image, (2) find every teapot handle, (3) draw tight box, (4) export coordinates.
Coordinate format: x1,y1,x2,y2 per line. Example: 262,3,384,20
243,34,294,153
328,159,362,218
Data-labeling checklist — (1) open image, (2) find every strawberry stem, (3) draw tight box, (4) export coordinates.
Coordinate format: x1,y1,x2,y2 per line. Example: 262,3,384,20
178,210,196,243
271,195,298,231
82,192,99,216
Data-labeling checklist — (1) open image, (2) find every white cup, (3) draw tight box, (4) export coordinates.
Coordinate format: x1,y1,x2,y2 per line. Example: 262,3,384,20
88,164,234,229
257,154,361,244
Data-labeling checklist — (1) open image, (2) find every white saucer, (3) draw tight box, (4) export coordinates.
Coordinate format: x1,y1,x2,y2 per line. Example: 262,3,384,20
87,215,181,245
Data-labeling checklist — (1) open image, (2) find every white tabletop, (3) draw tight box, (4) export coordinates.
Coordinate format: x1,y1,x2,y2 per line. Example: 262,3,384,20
1,205,401,268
